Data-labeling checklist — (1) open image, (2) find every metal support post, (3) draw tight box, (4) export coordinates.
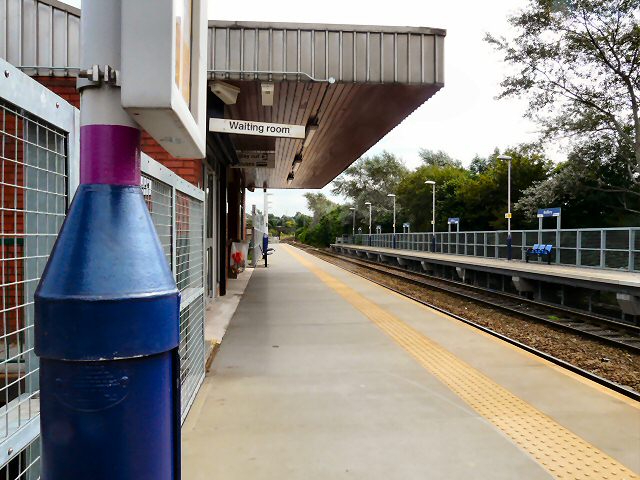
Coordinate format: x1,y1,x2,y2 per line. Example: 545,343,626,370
630,229,635,271
263,191,270,267
34,2,180,479
556,215,561,264
507,157,512,260
538,217,543,245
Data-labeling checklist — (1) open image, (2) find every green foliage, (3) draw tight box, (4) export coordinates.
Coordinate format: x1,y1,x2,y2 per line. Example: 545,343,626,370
515,139,640,225
297,206,351,247
397,145,553,231
397,164,470,231
331,151,408,232
303,192,337,226
486,0,640,200
418,149,463,168
458,146,553,230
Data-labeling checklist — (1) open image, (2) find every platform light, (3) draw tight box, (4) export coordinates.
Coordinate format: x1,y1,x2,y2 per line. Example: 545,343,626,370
497,154,513,260
349,207,356,236
387,194,396,235
292,154,303,173
425,180,436,251
211,81,240,105
365,201,372,235
261,82,275,106
303,123,319,149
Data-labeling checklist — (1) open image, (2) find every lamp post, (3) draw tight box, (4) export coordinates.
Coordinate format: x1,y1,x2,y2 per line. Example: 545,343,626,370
497,154,513,260
425,180,436,252
387,194,396,234
349,207,356,237
365,201,372,246
387,194,396,249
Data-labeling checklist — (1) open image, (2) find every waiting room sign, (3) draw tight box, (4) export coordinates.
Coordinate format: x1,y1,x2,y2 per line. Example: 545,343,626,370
209,119,306,139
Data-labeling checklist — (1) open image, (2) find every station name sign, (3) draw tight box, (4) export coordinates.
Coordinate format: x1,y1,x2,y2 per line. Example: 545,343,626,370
209,118,306,139
448,217,460,224
537,207,561,218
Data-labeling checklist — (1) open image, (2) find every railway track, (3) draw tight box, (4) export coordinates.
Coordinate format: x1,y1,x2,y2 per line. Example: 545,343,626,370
290,242,640,399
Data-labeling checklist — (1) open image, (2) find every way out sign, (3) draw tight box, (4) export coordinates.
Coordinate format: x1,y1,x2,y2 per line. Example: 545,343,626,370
209,118,305,138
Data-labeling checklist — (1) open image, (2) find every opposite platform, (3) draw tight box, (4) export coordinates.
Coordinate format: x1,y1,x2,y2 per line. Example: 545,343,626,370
332,244,640,294
183,244,640,480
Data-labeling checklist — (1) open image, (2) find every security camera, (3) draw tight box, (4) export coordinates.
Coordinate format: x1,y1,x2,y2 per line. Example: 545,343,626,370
210,81,240,105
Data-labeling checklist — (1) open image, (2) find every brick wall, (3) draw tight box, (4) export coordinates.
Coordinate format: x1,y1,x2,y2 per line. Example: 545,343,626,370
33,77,203,188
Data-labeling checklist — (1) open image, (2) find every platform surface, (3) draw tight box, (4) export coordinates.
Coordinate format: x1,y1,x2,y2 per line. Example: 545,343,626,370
333,243,640,291
183,244,640,480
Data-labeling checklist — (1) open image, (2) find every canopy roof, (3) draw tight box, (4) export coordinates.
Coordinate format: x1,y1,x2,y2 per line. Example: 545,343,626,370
1,2,446,188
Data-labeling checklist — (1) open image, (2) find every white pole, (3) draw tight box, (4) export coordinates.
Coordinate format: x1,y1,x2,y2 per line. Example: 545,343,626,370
508,158,512,236
80,1,136,133
369,204,372,234
432,184,436,235
352,208,356,236
393,197,396,234
263,191,269,233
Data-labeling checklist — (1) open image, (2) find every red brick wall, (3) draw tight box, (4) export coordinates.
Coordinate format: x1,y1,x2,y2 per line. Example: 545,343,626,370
33,76,203,188
34,76,79,108
1,110,26,343
140,133,203,188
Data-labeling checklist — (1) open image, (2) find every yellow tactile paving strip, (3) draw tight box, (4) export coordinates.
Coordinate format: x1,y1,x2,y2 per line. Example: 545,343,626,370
285,245,639,480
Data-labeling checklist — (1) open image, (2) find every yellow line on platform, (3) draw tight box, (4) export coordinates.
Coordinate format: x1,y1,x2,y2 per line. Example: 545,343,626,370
284,244,639,480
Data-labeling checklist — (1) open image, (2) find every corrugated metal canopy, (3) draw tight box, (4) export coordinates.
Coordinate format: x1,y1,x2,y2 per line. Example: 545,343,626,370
1,3,446,189
209,21,445,189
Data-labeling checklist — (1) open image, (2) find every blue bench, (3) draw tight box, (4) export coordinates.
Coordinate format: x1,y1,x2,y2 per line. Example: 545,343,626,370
525,244,553,264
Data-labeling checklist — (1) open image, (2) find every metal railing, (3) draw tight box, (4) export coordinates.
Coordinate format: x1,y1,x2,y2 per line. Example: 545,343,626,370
140,156,206,424
0,58,207,477
0,58,79,479
340,227,640,272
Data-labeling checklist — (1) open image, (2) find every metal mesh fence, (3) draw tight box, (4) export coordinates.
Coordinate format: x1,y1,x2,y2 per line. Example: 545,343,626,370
0,97,67,479
174,191,205,421
179,294,205,422
349,227,640,271
176,192,204,295
0,436,39,479
142,175,173,268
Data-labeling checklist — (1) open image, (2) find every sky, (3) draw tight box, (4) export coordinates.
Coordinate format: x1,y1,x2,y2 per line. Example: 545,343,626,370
64,0,545,217
226,0,544,217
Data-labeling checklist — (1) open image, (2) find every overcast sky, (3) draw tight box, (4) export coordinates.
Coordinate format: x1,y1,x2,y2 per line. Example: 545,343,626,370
65,0,543,217
224,0,543,216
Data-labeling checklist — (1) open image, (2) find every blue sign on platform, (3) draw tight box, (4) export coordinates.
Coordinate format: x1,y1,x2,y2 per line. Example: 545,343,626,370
403,222,410,228
448,217,460,224
537,207,561,218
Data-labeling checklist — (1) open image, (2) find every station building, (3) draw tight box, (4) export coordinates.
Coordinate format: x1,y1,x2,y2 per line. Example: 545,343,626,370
1,3,640,480
0,1,444,473
2,0,444,298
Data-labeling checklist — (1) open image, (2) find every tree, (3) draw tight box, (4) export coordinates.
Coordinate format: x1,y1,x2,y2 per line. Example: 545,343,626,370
515,138,640,225
458,146,554,230
331,151,409,232
396,164,470,232
303,193,337,226
418,149,463,168
486,0,640,201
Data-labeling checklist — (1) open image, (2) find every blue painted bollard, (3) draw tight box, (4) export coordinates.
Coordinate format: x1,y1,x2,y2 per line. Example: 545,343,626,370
35,184,180,480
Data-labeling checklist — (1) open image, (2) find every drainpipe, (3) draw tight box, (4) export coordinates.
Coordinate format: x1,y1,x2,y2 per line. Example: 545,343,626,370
34,2,181,478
